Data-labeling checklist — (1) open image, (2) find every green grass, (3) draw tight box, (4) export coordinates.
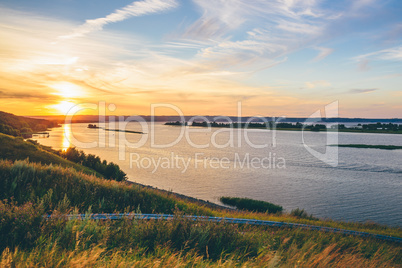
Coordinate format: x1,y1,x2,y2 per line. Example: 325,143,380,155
0,111,57,132
1,196,401,267
220,196,283,214
0,133,101,176
331,144,402,150
0,160,213,216
0,135,401,266
0,160,401,267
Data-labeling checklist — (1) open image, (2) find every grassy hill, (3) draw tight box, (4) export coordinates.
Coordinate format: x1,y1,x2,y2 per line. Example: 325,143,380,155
0,133,401,267
0,133,101,176
0,111,57,131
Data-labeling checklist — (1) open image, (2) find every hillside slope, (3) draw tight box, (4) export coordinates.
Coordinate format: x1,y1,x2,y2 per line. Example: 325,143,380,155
0,133,98,175
0,133,401,267
0,111,57,132
0,159,401,267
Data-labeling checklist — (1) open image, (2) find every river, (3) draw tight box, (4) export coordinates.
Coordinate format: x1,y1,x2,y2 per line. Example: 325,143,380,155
32,122,402,226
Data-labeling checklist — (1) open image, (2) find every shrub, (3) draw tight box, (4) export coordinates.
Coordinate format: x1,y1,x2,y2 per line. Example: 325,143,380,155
59,147,127,181
290,208,318,220
0,201,44,251
220,197,283,213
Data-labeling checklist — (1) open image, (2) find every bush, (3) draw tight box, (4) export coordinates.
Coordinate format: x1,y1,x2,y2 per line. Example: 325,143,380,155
220,197,283,214
0,201,44,251
290,208,318,220
60,147,127,181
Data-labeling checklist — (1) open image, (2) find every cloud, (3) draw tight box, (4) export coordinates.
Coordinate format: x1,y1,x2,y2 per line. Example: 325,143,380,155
60,0,178,39
182,17,229,40
172,0,341,73
355,46,402,62
353,46,402,72
0,1,399,117
276,20,322,35
349,88,378,94
358,59,370,71
165,0,388,75
0,89,56,100
0,8,276,115
183,0,327,40
305,80,331,89
312,47,334,62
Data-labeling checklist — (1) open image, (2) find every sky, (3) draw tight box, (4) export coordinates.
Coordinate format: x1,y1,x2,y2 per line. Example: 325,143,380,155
0,0,401,118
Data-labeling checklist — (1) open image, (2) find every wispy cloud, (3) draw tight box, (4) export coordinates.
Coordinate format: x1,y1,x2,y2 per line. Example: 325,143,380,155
0,1,399,117
171,0,344,72
60,0,178,39
349,88,378,94
0,89,55,100
276,20,322,35
312,47,334,62
355,46,402,62
183,0,328,40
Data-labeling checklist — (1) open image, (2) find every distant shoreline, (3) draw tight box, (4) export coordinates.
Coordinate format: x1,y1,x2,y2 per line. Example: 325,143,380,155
331,144,402,150
125,180,235,212
165,121,402,135
27,115,402,124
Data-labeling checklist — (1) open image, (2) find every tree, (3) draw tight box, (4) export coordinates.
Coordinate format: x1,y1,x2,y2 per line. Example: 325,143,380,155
20,127,33,134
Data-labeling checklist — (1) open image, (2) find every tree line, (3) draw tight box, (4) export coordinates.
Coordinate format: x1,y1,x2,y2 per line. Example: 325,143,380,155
58,147,127,182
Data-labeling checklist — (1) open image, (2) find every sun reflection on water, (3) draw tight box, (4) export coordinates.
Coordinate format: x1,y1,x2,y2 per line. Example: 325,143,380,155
62,124,72,151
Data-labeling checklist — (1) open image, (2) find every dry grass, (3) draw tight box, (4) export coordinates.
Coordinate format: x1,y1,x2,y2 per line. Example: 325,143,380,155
0,159,401,267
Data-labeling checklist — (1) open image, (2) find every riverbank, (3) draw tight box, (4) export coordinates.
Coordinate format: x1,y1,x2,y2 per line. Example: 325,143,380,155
30,122,402,226
2,132,401,231
1,132,401,266
1,158,401,267
332,144,402,150
125,180,236,212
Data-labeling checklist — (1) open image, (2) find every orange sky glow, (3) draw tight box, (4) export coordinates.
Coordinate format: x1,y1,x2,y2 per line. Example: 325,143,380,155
0,2,401,118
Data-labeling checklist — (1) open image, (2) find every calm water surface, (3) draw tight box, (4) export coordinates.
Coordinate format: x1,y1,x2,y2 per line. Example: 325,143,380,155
33,123,402,226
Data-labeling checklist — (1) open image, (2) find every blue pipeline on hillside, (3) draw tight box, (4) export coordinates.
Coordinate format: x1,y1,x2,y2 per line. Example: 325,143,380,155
44,213,402,243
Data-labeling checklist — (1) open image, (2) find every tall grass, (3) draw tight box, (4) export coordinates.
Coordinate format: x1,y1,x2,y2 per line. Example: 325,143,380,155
1,159,401,236
0,201,43,251
1,215,401,267
0,133,101,176
0,160,401,266
0,160,213,216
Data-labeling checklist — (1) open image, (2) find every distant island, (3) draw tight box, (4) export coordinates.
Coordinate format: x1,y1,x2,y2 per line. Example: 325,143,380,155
165,121,188,126
87,124,144,134
87,123,99,128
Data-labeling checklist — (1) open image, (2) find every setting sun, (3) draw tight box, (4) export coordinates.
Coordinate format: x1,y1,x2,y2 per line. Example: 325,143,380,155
50,82,83,98
50,101,78,115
